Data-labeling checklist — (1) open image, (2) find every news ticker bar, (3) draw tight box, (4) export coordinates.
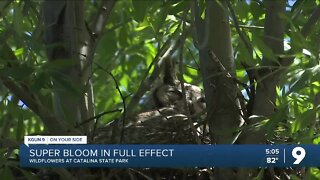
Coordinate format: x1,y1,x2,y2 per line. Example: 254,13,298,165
20,145,318,167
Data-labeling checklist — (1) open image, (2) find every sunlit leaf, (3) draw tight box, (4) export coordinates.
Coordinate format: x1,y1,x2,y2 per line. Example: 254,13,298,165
252,36,277,62
168,1,188,15
152,8,168,35
290,30,306,52
183,74,192,83
234,1,249,20
289,174,301,180
14,48,24,57
304,168,320,180
265,104,287,138
291,109,317,133
289,69,311,93
252,168,264,180
250,1,264,19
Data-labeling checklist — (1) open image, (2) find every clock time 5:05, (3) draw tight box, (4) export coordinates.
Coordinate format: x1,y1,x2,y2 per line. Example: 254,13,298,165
266,148,280,155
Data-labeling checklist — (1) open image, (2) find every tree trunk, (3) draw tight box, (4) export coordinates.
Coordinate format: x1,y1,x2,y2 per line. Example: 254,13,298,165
42,0,94,133
238,0,285,178
239,0,285,148
192,0,243,179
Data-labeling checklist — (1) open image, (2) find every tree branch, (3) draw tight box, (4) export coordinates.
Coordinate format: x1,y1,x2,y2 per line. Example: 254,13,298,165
301,6,320,37
178,10,202,144
0,41,79,134
0,75,75,134
125,25,191,116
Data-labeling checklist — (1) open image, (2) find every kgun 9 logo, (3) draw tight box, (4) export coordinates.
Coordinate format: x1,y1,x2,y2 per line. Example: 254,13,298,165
292,147,306,165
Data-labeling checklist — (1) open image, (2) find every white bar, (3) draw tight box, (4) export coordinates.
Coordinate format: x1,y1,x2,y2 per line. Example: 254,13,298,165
284,148,286,164
24,136,87,146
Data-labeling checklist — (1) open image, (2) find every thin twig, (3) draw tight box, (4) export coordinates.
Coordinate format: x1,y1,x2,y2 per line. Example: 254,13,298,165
227,1,261,116
185,65,200,71
128,168,153,180
178,10,201,144
94,63,127,143
187,47,200,70
75,109,122,128
231,24,264,29
208,51,247,123
226,0,262,65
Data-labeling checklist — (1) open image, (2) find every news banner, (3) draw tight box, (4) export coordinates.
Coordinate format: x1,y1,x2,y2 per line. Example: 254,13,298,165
20,136,319,167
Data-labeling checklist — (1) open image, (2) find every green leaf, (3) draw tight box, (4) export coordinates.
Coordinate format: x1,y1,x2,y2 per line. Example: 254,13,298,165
289,174,301,180
118,26,128,47
236,69,245,79
152,8,168,35
168,1,188,15
253,36,277,62
31,72,49,91
0,44,18,65
0,166,14,180
235,1,249,19
290,30,306,52
42,59,78,71
304,168,320,180
291,109,317,133
135,24,150,31
0,1,8,10
16,112,24,140
250,1,264,19
187,67,198,76
14,48,24,57
51,74,82,96
265,104,287,138
0,148,8,167
183,74,192,83
0,65,34,81
14,7,23,36
19,168,39,180
97,31,117,62
119,74,129,89
311,65,320,75
132,0,148,22
237,40,256,67
289,69,311,93
252,168,264,180
136,26,155,41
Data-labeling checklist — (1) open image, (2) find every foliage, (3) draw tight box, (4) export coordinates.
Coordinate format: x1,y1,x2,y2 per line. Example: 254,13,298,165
0,0,319,179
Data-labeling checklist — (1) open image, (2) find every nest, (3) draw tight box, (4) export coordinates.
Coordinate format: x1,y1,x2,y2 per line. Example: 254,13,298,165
93,107,208,144
90,80,210,179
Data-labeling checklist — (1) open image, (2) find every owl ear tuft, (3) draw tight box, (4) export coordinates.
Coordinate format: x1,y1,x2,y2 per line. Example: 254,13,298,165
163,58,177,85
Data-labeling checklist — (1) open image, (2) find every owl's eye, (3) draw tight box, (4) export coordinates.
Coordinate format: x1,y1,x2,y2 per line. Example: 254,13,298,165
198,97,205,103
167,89,183,100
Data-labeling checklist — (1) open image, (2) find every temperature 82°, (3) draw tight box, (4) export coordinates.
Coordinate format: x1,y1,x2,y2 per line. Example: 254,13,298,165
266,157,279,164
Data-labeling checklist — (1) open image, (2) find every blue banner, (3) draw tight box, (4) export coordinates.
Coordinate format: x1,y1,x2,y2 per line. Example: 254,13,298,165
19,145,319,167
